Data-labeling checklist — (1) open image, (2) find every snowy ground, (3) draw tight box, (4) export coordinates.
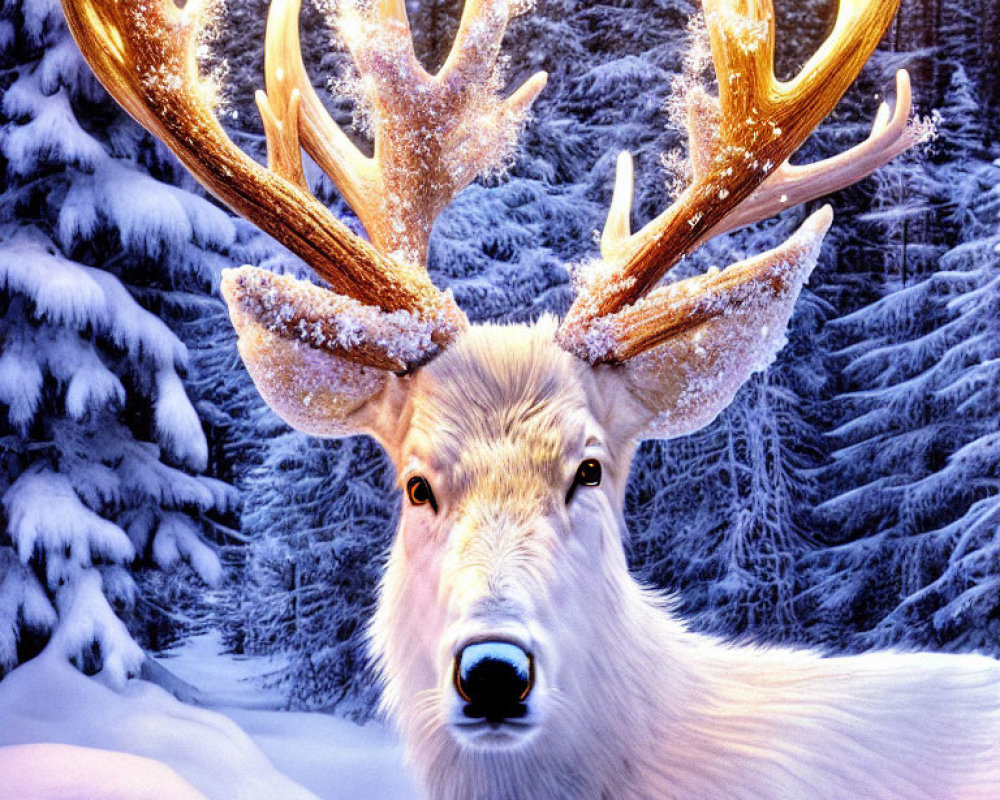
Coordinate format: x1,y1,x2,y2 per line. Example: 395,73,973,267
0,636,418,800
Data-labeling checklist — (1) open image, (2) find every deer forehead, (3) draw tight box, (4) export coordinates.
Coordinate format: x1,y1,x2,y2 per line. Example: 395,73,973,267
402,320,596,501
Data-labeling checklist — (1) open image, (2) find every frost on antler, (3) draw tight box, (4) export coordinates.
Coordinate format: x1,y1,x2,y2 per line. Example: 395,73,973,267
603,70,933,250
708,70,935,236
263,0,547,266
61,0,464,321
211,0,549,433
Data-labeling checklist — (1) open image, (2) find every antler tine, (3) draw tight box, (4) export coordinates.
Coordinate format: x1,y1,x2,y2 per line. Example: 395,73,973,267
560,0,907,358
602,70,922,260
254,88,308,190
376,0,413,27
263,0,379,220
707,70,925,236
438,0,514,85
263,0,547,267
601,151,636,263
61,0,464,349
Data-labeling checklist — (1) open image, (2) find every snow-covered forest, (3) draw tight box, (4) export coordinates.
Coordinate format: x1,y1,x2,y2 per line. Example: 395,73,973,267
1,0,997,740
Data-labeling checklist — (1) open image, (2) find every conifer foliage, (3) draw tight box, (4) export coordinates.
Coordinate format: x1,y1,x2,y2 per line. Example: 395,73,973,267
0,0,236,685
807,61,1000,655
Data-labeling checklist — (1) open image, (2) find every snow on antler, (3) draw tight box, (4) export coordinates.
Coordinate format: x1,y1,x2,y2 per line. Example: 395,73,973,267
61,0,462,321
263,0,547,266
217,0,547,425
708,70,935,236
604,70,933,251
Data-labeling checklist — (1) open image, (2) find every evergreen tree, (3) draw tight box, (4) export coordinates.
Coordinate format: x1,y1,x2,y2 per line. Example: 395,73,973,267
0,0,238,685
805,61,1000,655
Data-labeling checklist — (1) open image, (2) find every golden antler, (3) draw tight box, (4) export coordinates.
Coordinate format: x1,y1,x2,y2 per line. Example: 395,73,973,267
62,0,465,370
262,0,547,266
559,0,918,362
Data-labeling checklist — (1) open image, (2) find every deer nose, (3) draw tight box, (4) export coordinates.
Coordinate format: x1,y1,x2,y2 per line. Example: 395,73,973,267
454,641,533,722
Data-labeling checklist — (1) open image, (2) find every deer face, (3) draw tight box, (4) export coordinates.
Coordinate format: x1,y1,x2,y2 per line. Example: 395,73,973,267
370,321,637,751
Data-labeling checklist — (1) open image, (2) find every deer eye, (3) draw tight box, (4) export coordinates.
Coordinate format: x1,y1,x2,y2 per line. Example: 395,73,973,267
566,458,602,504
406,475,438,513
577,458,602,486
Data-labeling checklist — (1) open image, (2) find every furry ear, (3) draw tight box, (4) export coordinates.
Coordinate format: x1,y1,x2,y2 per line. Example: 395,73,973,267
594,208,831,441
221,267,432,443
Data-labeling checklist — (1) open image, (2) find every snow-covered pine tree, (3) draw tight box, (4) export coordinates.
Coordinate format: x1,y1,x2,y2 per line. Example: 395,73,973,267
0,0,239,686
237,433,395,715
806,56,1000,655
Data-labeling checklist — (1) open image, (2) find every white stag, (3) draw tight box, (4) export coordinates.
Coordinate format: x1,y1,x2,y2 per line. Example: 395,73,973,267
64,0,1000,797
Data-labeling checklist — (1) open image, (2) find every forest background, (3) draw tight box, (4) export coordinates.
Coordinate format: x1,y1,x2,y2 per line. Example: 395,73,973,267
1,0,998,717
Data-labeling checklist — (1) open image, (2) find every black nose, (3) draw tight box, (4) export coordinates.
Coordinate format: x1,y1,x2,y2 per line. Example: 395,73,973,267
454,641,533,722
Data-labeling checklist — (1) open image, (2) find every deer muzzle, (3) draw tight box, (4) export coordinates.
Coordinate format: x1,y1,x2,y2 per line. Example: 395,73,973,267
454,641,534,723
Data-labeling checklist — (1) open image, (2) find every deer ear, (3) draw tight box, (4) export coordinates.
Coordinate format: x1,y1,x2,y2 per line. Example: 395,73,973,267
221,267,424,445
595,208,831,441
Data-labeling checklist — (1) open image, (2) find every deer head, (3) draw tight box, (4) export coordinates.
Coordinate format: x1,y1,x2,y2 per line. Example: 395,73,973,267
63,0,924,794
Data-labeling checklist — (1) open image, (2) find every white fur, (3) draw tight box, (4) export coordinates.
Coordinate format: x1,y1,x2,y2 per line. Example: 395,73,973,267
364,322,1000,800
